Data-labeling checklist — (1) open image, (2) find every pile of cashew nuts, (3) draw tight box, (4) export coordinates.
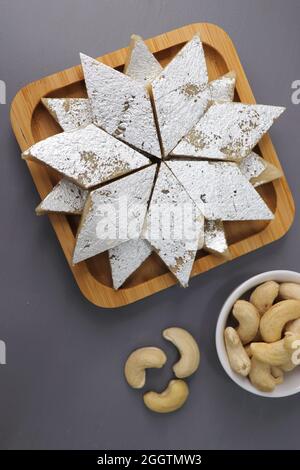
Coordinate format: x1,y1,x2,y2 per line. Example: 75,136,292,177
124,327,200,413
224,281,300,392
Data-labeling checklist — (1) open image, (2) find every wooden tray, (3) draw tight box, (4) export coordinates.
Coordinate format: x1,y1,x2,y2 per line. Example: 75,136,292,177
10,23,295,308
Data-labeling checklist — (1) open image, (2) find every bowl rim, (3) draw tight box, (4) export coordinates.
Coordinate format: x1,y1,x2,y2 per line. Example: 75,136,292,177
215,270,300,398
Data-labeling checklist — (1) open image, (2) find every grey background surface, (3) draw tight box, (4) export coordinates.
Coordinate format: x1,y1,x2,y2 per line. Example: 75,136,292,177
0,0,300,450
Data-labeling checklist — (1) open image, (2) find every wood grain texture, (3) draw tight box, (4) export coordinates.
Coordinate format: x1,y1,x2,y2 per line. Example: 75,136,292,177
10,23,295,308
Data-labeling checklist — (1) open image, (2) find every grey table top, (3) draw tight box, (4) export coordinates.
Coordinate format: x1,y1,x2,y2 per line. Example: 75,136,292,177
1,0,300,450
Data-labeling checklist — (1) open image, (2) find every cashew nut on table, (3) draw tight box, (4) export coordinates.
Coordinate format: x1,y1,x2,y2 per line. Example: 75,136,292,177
124,327,200,413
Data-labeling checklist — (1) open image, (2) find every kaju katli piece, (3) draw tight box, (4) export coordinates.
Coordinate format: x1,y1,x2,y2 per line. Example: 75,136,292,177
166,160,273,221
42,98,92,131
143,163,204,287
109,239,152,290
171,102,285,160
80,53,161,158
203,220,230,258
209,71,236,103
73,165,157,264
36,178,88,215
124,34,163,85
22,124,150,189
239,151,283,187
151,34,210,157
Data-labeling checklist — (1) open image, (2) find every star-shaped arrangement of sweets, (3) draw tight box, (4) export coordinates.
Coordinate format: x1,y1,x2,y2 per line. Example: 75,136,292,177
22,34,284,289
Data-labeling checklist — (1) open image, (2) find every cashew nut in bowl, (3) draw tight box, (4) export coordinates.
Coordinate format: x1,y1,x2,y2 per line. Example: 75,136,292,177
249,357,277,392
250,338,289,366
232,300,260,344
284,332,300,365
244,344,253,358
285,318,300,335
250,281,279,315
224,327,251,376
280,332,300,372
279,282,300,301
162,327,200,378
143,379,189,413
124,347,167,389
260,300,300,342
281,360,297,372
271,366,284,385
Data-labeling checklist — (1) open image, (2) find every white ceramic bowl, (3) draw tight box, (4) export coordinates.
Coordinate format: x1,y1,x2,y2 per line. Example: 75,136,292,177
216,270,300,398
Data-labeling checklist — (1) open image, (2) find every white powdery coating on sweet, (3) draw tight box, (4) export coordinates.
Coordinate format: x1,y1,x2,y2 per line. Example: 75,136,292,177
73,165,156,263
80,53,161,158
37,178,88,214
42,98,92,131
203,220,228,256
109,239,152,289
23,124,150,189
167,160,273,221
239,152,266,183
151,35,210,156
209,72,236,103
144,163,204,287
171,102,285,160
239,151,282,187
125,35,162,84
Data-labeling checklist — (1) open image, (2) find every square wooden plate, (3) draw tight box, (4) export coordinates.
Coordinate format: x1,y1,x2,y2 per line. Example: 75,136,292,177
10,23,295,308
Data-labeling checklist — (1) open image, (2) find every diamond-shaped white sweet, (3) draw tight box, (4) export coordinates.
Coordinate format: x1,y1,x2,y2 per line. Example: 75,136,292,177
209,71,236,103
124,34,162,85
239,151,266,182
203,220,230,258
36,178,88,215
73,165,157,264
167,160,273,221
80,53,161,158
22,124,150,189
151,35,210,156
42,98,92,131
144,163,204,287
239,151,282,187
171,102,285,160
109,239,152,289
